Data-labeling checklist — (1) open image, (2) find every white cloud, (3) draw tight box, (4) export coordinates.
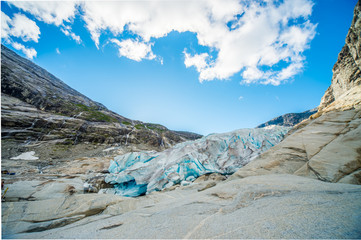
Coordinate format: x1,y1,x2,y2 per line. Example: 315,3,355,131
79,0,315,85
8,1,77,26
4,0,316,85
11,13,40,42
1,11,39,59
1,12,40,43
242,67,266,83
184,51,210,72
1,11,11,39
61,27,82,44
110,38,155,62
276,62,304,81
238,96,244,101
56,48,61,54
8,1,81,44
81,1,206,48
11,42,37,59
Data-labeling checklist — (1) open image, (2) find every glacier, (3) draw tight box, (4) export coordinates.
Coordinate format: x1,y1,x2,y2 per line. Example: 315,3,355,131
105,126,290,197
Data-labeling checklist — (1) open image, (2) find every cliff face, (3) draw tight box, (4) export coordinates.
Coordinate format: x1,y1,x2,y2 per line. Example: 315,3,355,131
319,1,361,111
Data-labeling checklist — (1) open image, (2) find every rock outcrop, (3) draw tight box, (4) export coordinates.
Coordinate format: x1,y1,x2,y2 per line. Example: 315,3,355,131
232,108,361,184
319,1,361,112
257,108,317,128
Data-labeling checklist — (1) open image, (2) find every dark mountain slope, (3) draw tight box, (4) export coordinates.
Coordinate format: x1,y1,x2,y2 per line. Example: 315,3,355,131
257,108,317,128
1,44,131,123
1,45,201,161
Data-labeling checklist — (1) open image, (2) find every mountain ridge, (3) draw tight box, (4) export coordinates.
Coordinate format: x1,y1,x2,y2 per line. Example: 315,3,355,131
257,108,317,128
1,44,202,162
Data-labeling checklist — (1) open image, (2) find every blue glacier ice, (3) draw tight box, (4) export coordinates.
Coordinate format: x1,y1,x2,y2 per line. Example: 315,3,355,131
105,126,290,197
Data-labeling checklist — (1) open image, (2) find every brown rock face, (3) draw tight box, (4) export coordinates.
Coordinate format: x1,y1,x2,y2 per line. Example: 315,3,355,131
319,1,361,111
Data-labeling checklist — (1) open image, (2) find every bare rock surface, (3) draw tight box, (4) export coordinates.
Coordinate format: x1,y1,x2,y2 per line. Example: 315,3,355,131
2,193,124,236
4,175,360,239
231,108,361,184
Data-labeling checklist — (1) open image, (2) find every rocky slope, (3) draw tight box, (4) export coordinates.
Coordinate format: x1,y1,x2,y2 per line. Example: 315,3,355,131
257,108,317,128
1,44,201,163
2,1,361,238
232,108,361,184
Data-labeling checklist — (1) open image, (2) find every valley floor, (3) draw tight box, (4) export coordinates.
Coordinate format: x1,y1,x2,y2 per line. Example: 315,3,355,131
2,174,361,239
2,108,361,238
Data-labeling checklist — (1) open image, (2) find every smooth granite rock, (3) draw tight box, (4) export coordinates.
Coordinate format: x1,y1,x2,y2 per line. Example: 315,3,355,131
231,109,361,184
3,175,360,239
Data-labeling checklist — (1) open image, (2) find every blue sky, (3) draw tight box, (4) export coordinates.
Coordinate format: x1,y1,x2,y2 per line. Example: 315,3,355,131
1,0,357,135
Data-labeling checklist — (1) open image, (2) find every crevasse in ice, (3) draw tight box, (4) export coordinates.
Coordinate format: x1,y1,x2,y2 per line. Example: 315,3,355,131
105,126,290,197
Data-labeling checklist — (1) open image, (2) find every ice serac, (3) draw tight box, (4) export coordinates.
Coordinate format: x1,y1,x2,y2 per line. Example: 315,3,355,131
105,126,290,196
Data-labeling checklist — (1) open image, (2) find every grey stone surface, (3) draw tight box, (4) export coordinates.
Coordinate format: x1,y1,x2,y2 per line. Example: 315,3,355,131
232,109,361,184
4,175,360,239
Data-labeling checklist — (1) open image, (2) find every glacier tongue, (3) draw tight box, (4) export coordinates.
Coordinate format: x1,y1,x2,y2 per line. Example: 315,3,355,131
105,126,290,197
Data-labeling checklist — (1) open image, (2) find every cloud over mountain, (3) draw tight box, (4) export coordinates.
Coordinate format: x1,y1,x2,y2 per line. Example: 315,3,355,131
2,0,316,85
1,11,39,58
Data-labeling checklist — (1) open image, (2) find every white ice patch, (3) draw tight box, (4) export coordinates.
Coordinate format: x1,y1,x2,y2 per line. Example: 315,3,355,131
263,125,278,130
106,126,290,197
11,151,39,160
103,147,117,152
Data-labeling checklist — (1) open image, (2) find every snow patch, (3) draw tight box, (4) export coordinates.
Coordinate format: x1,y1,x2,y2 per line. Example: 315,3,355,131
11,151,39,160
263,125,278,130
103,147,118,152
